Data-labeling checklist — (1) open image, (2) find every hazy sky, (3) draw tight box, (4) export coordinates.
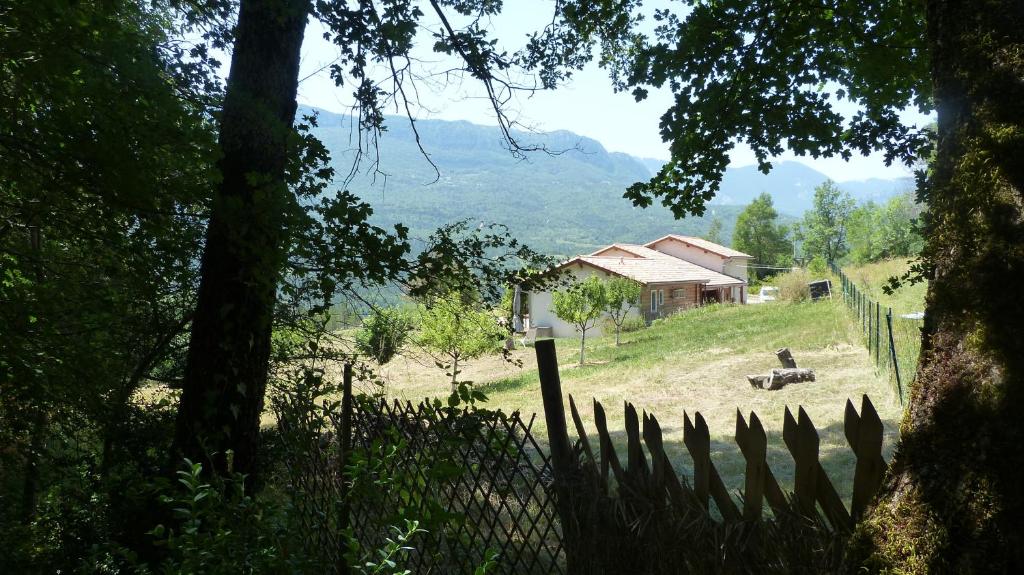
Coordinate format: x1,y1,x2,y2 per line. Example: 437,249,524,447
293,2,932,183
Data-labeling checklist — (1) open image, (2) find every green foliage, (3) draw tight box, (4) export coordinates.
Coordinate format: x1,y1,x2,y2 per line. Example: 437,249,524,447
603,277,643,345
356,307,416,365
801,180,856,263
705,215,724,245
808,255,829,276
845,192,924,264
0,0,217,566
145,460,298,574
552,276,608,365
732,193,793,278
355,521,423,575
614,0,930,217
417,292,505,387
552,276,609,329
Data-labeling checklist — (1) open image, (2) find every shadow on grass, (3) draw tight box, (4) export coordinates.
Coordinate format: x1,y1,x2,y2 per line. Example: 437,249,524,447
565,402,898,511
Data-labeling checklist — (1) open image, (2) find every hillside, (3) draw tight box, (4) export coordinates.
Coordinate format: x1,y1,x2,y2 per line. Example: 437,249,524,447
308,108,905,256
843,259,927,314
717,163,914,214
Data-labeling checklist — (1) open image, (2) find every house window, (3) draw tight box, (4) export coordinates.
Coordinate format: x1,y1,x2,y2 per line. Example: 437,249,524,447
658,290,665,306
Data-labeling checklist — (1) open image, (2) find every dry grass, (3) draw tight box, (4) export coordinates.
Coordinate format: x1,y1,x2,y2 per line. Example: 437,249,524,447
371,299,903,505
843,258,927,314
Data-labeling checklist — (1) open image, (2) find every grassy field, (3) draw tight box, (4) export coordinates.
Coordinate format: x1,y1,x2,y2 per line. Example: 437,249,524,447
378,299,903,506
842,258,927,314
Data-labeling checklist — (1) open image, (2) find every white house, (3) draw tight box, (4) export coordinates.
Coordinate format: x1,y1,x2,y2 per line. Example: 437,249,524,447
525,242,746,338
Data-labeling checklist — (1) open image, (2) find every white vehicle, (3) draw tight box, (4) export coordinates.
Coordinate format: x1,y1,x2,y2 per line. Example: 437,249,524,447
758,286,779,301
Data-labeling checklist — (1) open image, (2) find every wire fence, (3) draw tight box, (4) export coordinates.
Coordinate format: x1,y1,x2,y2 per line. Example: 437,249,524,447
275,375,565,575
830,263,922,405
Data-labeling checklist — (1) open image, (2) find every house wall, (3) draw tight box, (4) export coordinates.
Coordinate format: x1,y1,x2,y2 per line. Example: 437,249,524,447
641,282,701,320
526,264,642,338
648,239,749,303
649,239,727,272
592,246,642,258
722,258,750,282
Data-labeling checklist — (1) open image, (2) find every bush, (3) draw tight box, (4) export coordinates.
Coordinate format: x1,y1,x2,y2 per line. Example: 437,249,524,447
808,255,829,276
776,269,812,303
602,314,646,335
356,306,415,365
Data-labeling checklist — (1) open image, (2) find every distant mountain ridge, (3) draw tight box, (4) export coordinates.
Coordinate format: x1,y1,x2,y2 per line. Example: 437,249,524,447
639,159,914,215
305,107,909,256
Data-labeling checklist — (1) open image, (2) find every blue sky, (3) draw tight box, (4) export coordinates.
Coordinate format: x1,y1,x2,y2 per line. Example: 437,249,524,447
293,1,932,183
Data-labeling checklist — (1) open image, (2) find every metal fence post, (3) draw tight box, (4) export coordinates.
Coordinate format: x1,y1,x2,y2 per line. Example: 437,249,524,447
877,301,882,365
868,300,873,359
886,308,904,406
535,339,582,573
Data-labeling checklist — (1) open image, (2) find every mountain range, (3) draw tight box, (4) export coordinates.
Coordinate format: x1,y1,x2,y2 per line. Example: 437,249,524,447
306,107,912,257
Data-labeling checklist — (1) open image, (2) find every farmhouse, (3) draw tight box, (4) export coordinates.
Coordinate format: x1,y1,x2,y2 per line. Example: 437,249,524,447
644,234,753,303
526,240,750,338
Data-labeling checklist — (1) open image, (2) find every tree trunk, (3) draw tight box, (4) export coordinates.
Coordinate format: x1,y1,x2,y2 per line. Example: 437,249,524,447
776,347,797,368
579,329,586,366
173,0,310,480
848,2,1024,571
747,368,815,390
450,355,459,394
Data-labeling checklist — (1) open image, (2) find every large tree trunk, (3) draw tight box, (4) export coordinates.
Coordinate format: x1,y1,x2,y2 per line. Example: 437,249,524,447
848,2,1024,571
173,0,310,480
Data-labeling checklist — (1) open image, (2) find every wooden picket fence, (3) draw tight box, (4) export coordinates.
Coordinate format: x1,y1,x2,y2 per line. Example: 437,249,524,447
536,339,889,573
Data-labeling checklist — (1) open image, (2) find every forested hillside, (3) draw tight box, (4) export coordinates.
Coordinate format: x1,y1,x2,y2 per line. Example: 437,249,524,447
310,108,908,256
309,109,750,256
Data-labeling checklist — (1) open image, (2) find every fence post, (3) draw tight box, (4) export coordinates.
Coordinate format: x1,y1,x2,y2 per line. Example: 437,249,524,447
875,302,881,365
535,339,582,573
862,293,867,335
845,395,885,521
868,299,873,356
886,308,904,405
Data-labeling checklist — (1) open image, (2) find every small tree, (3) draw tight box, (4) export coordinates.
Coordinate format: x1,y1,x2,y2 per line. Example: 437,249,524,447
732,193,793,278
801,180,855,263
705,215,724,245
552,276,607,366
355,306,415,365
603,277,642,346
417,292,504,392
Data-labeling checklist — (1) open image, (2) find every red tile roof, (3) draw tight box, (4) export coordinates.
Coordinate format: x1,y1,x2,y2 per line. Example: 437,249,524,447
565,243,744,287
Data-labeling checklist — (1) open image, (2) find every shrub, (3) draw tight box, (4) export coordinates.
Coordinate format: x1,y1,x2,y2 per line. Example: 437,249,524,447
356,306,416,365
776,269,812,303
808,255,829,276
602,314,646,335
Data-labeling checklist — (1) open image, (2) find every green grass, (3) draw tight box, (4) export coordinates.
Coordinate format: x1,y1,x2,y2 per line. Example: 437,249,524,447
841,259,926,402
843,259,927,314
384,299,903,508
